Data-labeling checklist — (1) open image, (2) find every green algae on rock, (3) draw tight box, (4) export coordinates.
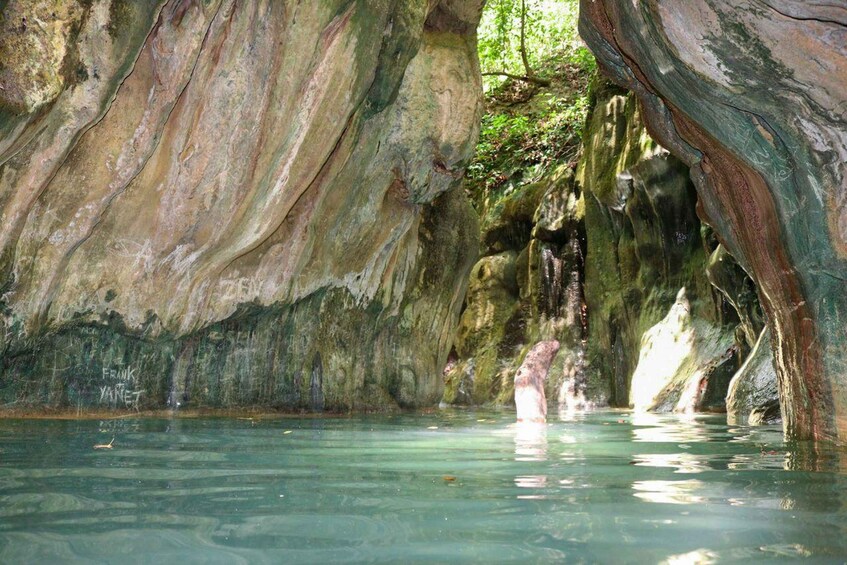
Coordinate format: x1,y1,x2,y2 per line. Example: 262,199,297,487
448,74,772,419
443,164,587,408
577,83,741,413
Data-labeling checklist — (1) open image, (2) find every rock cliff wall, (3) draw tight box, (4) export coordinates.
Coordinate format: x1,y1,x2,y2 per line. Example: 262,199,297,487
445,79,769,417
580,1,847,440
577,83,748,413
0,0,483,412
443,165,586,407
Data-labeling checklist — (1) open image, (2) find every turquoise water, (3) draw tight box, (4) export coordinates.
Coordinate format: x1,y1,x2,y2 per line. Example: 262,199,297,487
1,410,847,563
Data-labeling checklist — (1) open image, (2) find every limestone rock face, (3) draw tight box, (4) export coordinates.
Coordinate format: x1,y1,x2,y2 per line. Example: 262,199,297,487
578,83,738,410
706,245,765,351
0,0,483,411
443,166,586,407
443,251,519,405
629,288,737,413
580,1,847,440
726,328,780,426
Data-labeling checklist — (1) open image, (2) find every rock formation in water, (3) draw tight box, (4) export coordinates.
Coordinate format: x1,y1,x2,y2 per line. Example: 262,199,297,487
447,77,770,418
726,327,780,425
0,0,483,412
514,339,559,423
580,1,846,440
443,164,586,407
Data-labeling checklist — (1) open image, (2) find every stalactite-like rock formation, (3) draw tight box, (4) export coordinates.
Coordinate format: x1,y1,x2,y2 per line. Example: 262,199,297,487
580,1,847,441
0,0,483,411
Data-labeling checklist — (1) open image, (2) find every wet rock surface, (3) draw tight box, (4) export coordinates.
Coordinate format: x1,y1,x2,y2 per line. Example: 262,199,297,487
578,83,742,413
514,339,560,423
443,165,587,408
446,79,770,418
726,328,780,426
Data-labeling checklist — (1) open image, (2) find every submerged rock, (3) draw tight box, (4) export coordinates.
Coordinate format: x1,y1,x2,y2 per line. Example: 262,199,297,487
0,0,483,411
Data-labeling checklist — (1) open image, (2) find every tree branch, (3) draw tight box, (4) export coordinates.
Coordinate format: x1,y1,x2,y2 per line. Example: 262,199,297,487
481,71,551,87
520,0,531,77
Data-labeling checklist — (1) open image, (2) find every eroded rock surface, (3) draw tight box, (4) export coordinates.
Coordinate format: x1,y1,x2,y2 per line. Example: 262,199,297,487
514,339,560,423
580,1,847,440
726,328,780,425
629,289,737,413
446,80,762,416
0,0,483,411
578,83,741,412
443,166,587,408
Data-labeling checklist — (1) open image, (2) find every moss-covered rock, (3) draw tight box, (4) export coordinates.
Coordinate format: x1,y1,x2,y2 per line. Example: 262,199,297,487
580,0,847,440
577,82,740,410
444,157,586,407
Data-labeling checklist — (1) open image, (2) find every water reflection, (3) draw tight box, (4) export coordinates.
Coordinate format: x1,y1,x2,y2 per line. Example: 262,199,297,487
513,423,548,499
5,412,847,562
556,406,580,422
662,548,718,564
631,452,710,474
513,423,548,462
630,412,710,443
632,479,705,505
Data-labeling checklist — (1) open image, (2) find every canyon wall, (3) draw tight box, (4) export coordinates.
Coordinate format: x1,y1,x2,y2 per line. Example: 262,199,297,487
580,1,847,441
0,0,483,412
578,83,742,413
444,80,767,416
442,164,586,407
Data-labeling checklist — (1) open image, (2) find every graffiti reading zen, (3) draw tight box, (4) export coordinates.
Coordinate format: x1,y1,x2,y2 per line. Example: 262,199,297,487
99,366,144,410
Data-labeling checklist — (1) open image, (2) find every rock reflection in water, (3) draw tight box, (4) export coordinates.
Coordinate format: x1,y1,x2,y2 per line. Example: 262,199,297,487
513,422,548,462
632,479,706,505
513,422,549,499
631,453,711,474
630,412,710,443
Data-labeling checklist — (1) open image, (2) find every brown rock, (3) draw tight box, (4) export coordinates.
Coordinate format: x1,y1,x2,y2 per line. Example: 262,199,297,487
514,340,560,423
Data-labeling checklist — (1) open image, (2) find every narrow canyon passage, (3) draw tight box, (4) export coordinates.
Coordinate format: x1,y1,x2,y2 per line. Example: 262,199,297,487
1,1,847,562
0,0,843,444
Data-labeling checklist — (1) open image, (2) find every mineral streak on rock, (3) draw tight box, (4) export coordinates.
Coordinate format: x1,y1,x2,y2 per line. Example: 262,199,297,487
514,339,560,423
0,0,483,411
580,0,847,441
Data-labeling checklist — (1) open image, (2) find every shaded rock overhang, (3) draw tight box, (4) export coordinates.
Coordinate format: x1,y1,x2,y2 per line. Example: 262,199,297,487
579,0,847,441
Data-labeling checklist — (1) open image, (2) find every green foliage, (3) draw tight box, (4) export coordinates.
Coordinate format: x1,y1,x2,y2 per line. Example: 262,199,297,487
467,0,597,222
469,94,585,194
477,0,594,89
